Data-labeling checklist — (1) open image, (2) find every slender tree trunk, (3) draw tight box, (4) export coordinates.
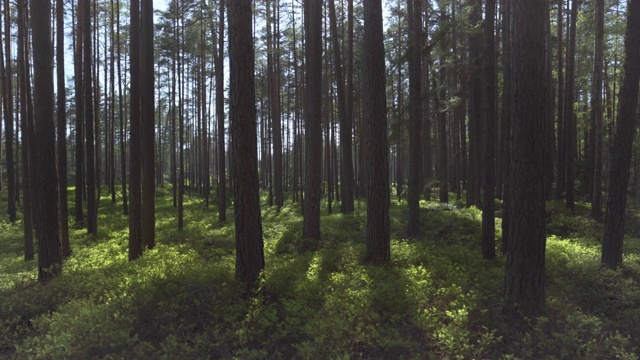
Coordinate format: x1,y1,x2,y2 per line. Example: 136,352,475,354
437,56,448,204
216,0,226,222
129,0,142,259
602,0,640,269
363,0,390,264
267,0,284,210
32,0,62,283
466,0,482,208
83,0,97,235
17,0,33,261
328,0,354,214
141,0,155,250
74,0,85,224
481,0,496,260
56,0,71,258
117,0,128,215
1,0,16,223
565,0,578,210
109,0,117,204
591,0,604,221
556,0,566,200
406,0,422,236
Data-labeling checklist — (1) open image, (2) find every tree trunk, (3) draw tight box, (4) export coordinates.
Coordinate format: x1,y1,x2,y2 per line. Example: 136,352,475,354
302,0,322,240
564,0,578,210
216,0,227,222
466,0,482,208
503,0,548,318
117,0,128,216
83,0,97,235
591,0,604,221
363,0,390,265
228,0,265,286
17,0,33,261
328,0,354,214
74,0,85,224
481,0,496,260
556,0,565,200
141,0,155,250
56,0,71,258
129,0,142,260
406,0,422,237
32,0,62,283
602,0,640,269
1,0,16,223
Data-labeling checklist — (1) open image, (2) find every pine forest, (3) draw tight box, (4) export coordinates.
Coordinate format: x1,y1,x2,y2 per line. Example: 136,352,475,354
2,0,640,358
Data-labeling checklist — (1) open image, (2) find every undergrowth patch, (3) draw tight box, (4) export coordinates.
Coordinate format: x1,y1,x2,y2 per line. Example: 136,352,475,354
0,189,639,359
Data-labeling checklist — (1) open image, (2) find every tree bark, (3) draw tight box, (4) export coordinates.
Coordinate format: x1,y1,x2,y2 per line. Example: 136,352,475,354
363,0,390,265
129,0,142,260
481,0,497,260
17,0,33,261
556,0,566,200
1,0,16,223
602,0,640,269
83,0,97,235
32,0,62,283
228,0,265,286
466,0,482,208
56,0,71,258
406,0,422,236
74,0,85,224
591,0,604,221
564,0,578,210
141,0,155,250
302,0,322,240
328,0,354,214
216,0,226,222
503,0,548,318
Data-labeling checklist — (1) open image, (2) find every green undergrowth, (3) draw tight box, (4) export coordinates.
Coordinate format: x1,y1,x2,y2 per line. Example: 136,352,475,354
0,189,639,359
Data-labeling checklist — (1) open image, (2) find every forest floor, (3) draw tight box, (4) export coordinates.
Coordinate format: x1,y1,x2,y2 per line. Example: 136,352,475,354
1,188,640,359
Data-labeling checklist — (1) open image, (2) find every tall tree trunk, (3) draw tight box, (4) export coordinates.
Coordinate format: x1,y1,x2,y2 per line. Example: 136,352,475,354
437,55,448,204
267,0,284,210
406,0,422,236
32,0,62,283
17,0,33,261
346,0,355,203
216,0,226,222
129,0,142,259
74,0,85,224
556,0,566,200
328,0,354,214
503,0,548,318
591,0,604,221
363,0,390,264
1,0,16,223
481,0,497,260
56,0,71,258
228,0,265,286
544,0,555,198
117,0,128,215
602,0,640,269
141,0,155,250
83,0,97,235
466,0,482,208
303,0,322,240
565,0,578,210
